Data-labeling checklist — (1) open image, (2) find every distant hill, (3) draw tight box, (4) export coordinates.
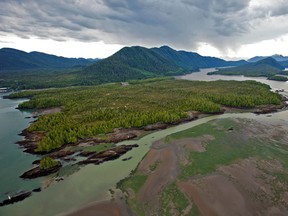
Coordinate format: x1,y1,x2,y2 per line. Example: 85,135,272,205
1,45,250,89
81,46,185,83
151,46,247,70
248,54,288,63
0,48,99,71
208,57,285,77
82,45,248,83
280,60,288,68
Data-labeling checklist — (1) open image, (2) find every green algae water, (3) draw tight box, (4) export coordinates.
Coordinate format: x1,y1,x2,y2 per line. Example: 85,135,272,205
0,94,40,201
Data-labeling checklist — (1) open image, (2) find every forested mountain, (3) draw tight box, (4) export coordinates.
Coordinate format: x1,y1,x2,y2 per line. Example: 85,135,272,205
81,45,248,83
81,46,186,83
208,57,285,77
151,46,247,70
1,45,250,89
0,48,98,71
248,54,288,63
280,60,288,68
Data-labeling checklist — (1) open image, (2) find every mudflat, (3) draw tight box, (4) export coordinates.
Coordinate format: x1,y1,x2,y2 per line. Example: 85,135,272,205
68,200,133,216
119,117,288,215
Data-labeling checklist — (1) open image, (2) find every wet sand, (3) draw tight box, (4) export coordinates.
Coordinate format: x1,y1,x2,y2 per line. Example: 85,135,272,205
67,199,133,216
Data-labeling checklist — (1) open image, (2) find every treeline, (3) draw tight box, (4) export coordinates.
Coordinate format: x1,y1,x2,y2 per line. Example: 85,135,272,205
268,75,288,82
207,57,284,78
39,157,59,170
11,79,281,152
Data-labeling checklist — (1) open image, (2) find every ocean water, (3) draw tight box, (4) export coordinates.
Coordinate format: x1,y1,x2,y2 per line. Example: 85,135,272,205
0,94,40,201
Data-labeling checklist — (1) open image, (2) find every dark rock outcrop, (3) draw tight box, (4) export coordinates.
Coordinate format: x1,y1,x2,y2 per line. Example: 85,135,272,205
79,144,139,165
16,129,45,154
253,106,279,114
20,163,61,179
48,150,75,158
0,191,31,207
32,188,41,192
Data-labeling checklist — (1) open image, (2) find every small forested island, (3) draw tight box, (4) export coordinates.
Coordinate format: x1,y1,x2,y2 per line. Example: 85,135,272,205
20,157,61,179
268,75,288,81
208,57,288,81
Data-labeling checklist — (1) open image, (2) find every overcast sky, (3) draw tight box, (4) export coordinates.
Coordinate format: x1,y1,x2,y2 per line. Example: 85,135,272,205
0,0,288,59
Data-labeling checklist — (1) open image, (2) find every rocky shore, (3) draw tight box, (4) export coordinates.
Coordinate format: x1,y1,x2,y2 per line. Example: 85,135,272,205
79,144,139,165
15,98,288,182
20,163,62,179
0,191,31,207
252,103,287,114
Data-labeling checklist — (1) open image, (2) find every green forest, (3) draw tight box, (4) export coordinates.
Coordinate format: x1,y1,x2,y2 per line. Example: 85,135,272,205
39,157,60,170
268,75,288,81
10,78,281,152
207,57,285,79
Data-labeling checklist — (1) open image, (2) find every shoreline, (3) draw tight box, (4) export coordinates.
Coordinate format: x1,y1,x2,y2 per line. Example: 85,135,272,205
16,100,287,171
5,95,287,210
66,106,288,216
18,100,287,153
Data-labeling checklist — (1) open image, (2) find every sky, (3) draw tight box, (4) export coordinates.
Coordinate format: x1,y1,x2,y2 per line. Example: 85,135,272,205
0,0,288,60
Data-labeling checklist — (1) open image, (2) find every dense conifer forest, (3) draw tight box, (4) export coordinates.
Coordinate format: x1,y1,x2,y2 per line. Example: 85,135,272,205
10,78,281,152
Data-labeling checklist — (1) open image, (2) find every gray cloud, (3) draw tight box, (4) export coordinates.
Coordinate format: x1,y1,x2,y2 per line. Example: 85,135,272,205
0,0,288,54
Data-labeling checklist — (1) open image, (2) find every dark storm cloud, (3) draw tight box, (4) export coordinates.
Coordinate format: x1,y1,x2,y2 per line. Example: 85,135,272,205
1,0,288,53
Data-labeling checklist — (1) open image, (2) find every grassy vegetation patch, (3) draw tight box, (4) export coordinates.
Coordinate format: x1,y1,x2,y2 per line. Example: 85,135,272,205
274,172,288,184
165,118,288,178
149,160,161,172
80,143,115,153
118,174,147,216
120,175,147,196
160,182,194,216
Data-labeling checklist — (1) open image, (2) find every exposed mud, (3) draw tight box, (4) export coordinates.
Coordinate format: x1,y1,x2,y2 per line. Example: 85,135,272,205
120,118,288,216
134,136,212,215
67,199,133,216
178,158,288,216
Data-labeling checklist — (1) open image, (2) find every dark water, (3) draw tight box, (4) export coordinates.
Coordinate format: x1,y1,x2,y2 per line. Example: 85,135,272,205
0,94,40,201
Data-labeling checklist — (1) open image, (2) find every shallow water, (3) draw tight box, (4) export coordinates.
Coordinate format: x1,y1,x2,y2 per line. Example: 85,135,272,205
0,94,40,201
2,109,287,216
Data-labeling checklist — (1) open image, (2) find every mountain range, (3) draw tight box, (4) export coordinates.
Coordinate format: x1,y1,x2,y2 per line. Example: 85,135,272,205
208,57,287,78
2,45,287,89
0,48,99,71
0,46,247,73
151,46,246,70
248,54,288,63
80,45,248,83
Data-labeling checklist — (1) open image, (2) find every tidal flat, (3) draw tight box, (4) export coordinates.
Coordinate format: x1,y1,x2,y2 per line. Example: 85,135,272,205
120,116,288,216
